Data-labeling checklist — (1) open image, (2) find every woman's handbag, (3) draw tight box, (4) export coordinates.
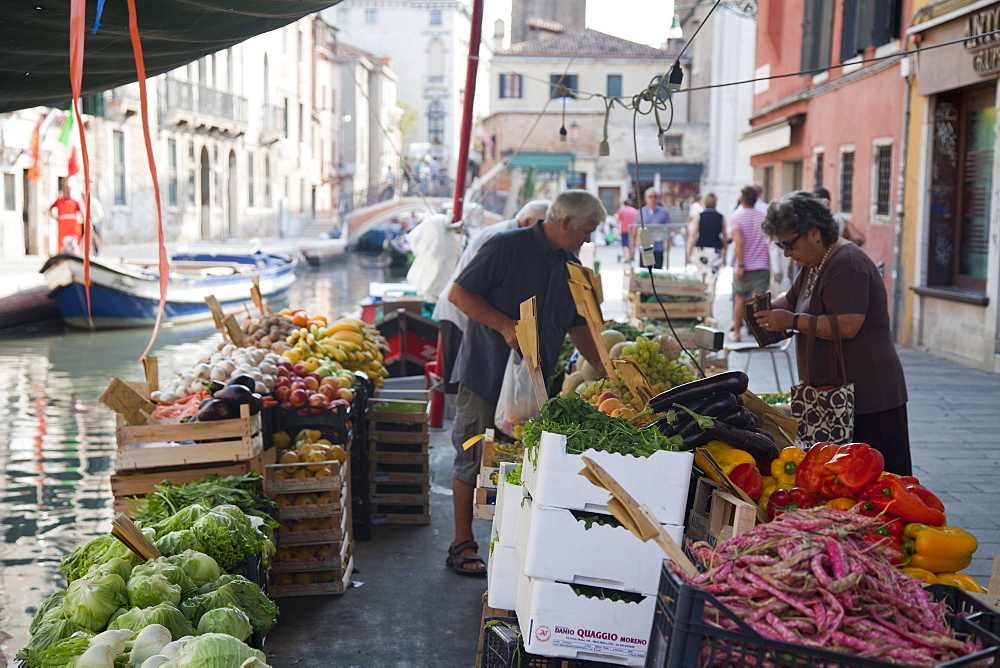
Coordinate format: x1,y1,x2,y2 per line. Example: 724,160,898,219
790,316,855,444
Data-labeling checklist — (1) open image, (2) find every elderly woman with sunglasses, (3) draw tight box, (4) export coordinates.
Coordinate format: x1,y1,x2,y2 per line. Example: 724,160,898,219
753,190,911,475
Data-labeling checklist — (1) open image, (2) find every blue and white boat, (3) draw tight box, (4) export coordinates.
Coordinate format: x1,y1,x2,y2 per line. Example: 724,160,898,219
40,251,299,329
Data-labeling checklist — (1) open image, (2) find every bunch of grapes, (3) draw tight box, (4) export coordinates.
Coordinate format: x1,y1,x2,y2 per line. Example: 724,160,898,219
578,377,632,405
621,338,696,389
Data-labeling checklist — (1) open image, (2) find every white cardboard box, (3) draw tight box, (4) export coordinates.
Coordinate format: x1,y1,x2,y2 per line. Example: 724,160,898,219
491,462,523,548
515,499,682,595
522,431,693,526
515,572,654,665
487,544,520,611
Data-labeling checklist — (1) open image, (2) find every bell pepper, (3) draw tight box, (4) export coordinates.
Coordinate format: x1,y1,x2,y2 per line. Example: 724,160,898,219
825,497,857,511
729,462,764,500
694,440,755,484
935,573,986,594
767,487,821,520
903,523,978,574
770,446,806,485
861,531,906,564
863,474,946,525
795,442,885,499
758,481,792,512
901,567,939,584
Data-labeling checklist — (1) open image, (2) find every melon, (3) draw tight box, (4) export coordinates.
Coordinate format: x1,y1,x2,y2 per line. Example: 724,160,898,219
579,358,600,382
561,371,585,396
600,329,627,351
608,341,630,359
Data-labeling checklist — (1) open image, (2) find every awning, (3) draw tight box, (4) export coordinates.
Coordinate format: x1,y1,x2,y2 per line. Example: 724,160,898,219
506,152,573,171
627,163,704,182
738,114,805,157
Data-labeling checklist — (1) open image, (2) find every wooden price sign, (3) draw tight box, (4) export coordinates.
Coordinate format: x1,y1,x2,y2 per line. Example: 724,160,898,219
514,296,548,412
204,295,228,339
612,356,654,411
566,261,614,377
224,314,247,347
141,356,158,392
99,377,155,426
250,277,268,317
111,513,161,560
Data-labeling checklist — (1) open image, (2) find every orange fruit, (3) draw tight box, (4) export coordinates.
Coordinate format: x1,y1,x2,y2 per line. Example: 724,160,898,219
597,397,624,414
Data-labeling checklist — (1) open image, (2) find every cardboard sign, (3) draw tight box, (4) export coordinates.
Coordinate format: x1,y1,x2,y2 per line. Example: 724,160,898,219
612,356,654,411
142,356,158,392
514,297,548,411
99,377,155,425
204,295,227,338
566,262,613,377
224,314,247,347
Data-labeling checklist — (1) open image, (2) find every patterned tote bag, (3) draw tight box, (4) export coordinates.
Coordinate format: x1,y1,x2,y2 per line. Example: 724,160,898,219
790,316,855,444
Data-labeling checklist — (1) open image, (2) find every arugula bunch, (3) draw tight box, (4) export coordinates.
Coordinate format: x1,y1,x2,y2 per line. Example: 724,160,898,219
521,393,681,465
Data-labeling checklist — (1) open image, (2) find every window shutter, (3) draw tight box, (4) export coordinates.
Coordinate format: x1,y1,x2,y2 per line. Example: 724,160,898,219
841,0,860,61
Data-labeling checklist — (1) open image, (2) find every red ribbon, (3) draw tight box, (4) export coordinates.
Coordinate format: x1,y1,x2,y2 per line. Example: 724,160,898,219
69,0,93,329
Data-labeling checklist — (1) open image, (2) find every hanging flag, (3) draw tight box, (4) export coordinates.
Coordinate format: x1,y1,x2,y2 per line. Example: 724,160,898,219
58,113,75,146
68,145,81,178
26,115,45,183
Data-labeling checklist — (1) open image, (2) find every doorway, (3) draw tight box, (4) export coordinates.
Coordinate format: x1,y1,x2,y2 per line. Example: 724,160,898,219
200,146,211,239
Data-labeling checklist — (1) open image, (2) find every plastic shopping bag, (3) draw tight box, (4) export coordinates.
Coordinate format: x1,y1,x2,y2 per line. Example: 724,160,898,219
494,350,540,437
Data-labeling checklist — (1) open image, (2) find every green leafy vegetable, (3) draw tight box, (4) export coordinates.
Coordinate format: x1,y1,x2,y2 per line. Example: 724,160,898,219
132,559,196,598
196,607,252,641
19,630,92,667
153,530,203,556
143,505,208,539
129,472,277,531
63,574,129,633
30,589,67,635
570,584,645,604
569,510,625,530
522,393,681,464
189,505,275,571
60,537,143,583
127,574,181,609
109,603,196,641
86,557,134,584
503,464,522,486
179,575,278,635
163,550,221,588
602,320,642,340
16,621,90,664
169,633,267,667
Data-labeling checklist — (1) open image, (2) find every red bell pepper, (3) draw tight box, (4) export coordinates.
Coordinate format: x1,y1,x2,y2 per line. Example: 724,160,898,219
767,487,821,520
861,530,907,565
862,474,946,525
729,463,764,500
795,442,885,500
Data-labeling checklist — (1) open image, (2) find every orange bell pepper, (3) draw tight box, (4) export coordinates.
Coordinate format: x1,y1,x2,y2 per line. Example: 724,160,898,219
935,573,986,593
825,497,856,511
770,446,806,485
901,567,939,584
903,523,978,573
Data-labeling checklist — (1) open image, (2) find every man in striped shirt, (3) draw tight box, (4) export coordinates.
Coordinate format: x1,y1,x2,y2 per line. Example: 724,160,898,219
729,185,771,342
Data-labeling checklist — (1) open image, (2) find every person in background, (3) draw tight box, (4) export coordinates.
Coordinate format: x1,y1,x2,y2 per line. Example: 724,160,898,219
639,187,671,268
445,190,607,575
614,198,638,263
432,200,550,396
686,192,727,309
687,193,704,227
729,185,770,342
812,186,866,246
755,190,909,474
405,214,464,304
50,184,82,254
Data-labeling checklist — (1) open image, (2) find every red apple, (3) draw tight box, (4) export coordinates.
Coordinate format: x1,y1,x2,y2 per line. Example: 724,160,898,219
307,372,322,383
290,380,307,392
319,376,339,388
274,385,291,402
336,388,354,404
276,366,291,379
277,360,293,372
318,385,337,401
274,376,291,388
328,399,349,409
292,363,309,378
288,388,309,408
303,376,319,392
279,400,293,411
308,393,328,407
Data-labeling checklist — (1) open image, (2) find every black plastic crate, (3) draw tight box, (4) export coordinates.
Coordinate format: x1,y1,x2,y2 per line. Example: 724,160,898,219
277,403,350,445
350,372,373,542
647,563,1000,667
925,583,1000,636
481,618,621,668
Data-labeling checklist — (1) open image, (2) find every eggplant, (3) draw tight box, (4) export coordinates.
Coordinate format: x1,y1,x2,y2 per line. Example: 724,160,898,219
204,379,225,394
247,392,263,415
196,399,232,422
655,392,741,438
718,407,757,431
198,397,214,410
648,371,749,413
214,383,253,407
228,374,257,392
702,421,781,466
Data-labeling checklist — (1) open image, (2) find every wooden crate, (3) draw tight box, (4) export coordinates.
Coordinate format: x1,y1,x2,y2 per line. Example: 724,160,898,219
369,458,430,483
368,396,430,424
369,423,430,444
368,482,429,505
115,406,263,470
625,291,712,320
685,477,757,547
268,555,353,597
370,502,430,525
624,267,708,297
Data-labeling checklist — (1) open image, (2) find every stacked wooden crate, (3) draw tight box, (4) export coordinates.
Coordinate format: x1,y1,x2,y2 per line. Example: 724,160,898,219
623,267,711,321
111,402,271,514
367,390,431,525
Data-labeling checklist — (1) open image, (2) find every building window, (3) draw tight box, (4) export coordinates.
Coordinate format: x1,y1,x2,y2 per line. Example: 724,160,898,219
662,136,682,157
428,100,445,146
264,155,272,208
187,142,196,206
839,150,854,213
841,0,902,61
761,165,774,202
926,85,995,290
337,7,350,23
606,74,623,98
499,73,522,99
364,8,377,23
430,10,442,25
113,130,126,205
167,139,178,206
299,103,305,143
814,151,824,188
549,74,578,99
248,152,255,207
801,0,834,71
874,144,892,216
3,173,14,211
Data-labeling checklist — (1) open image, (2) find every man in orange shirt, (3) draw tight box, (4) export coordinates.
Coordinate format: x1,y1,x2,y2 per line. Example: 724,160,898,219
49,185,83,254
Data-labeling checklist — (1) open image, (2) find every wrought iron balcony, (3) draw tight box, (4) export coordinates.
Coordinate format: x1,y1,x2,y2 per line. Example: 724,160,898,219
260,104,286,144
160,77,248,135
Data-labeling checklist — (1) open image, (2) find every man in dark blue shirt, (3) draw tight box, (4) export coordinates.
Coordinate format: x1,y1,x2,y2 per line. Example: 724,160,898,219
640,187,672,269
444,190,607,575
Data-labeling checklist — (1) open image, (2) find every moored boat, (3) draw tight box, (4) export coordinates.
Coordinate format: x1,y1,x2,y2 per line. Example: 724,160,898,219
40,251,299,329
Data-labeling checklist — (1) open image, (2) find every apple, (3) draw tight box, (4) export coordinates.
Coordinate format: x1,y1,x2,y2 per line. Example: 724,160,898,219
303,376,319,391
290,380,307,392
336,388,354,404
308,393,328,407
307,372,322,382
318,385,337,401
292,363,309,377
274,376,290,388
274,386,291,402
289,388,309,408
279,400,293,411
319,376,339,388
277,360,293,372
276,366,291,378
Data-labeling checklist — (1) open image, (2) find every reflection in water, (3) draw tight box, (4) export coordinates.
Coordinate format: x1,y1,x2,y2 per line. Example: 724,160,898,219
0,254,391,658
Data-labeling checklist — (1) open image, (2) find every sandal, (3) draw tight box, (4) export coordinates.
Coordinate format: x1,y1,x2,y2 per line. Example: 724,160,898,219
446,539,487,577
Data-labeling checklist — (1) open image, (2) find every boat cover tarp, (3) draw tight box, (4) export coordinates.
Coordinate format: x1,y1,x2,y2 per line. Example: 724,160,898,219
0,0,340,113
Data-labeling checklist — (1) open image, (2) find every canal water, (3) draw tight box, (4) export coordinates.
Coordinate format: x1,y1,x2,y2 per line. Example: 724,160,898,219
0,252,400,660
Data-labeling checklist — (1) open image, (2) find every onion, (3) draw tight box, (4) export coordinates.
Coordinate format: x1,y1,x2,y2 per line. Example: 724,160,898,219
192,362,211,380
255,382,267,394
209,366,229,382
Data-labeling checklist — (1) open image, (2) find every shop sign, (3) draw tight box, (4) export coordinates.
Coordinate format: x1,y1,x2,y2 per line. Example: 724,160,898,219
964,4,1000,76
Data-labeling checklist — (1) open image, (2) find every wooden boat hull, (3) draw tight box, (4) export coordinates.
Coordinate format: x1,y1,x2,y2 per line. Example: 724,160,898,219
41,252,299,329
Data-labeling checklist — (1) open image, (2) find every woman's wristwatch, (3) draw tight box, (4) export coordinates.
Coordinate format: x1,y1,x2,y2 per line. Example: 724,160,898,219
792,313,801,331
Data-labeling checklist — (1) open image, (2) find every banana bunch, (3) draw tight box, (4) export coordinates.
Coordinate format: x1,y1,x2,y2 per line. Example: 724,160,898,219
279,316,390,385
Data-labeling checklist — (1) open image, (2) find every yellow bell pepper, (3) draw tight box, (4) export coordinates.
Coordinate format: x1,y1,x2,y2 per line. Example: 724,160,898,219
825,497,856,511
900,567,939,584
758,481,793,513
770,446,806,485
694,440,755,485
903,523,978,574
934,573,986,593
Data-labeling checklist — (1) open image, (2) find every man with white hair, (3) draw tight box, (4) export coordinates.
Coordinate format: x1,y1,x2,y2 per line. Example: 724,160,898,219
432,200,550,395
444,190,607,576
